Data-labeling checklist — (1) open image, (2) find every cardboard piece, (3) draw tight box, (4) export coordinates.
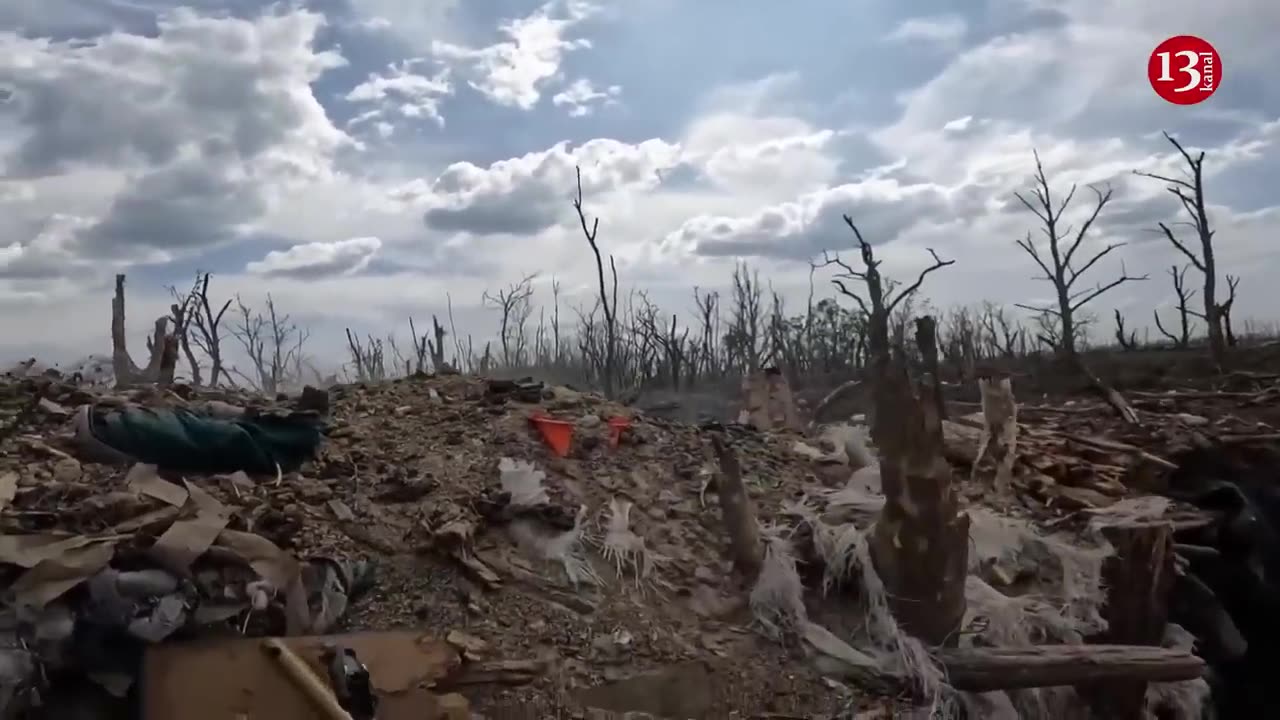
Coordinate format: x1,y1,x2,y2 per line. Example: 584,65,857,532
141,631,463,720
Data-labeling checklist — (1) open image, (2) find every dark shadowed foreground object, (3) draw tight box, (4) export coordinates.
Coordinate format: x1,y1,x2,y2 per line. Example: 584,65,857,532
72,404,324,474
1165,441,1280,717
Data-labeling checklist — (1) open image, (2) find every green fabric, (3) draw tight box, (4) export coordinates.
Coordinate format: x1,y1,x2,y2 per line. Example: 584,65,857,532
87,404,323,474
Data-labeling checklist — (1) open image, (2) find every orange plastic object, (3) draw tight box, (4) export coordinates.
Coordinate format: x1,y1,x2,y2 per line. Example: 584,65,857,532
606,417,631,448
529,413,574,457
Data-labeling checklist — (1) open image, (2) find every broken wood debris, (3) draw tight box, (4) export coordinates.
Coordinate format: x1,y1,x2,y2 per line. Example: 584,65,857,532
5,356,1276,717
936,644,1204,692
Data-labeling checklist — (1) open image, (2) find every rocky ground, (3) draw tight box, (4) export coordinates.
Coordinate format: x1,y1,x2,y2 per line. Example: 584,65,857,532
2,364,1278,718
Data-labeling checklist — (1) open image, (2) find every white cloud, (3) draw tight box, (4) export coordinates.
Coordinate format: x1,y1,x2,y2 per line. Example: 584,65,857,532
345,0,463,50
698,129,838,194
247,237,383,278
885,15,967,45
942,115,974,133
419,137,683,235
432,1,597,110
0,0,1277,370
0,9,348,177
665,178,958,260
0,8,352,279
345,60,453,132
552,78,621,117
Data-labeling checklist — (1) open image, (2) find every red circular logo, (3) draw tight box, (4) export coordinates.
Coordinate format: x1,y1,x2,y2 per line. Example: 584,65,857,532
1148,36,1221,105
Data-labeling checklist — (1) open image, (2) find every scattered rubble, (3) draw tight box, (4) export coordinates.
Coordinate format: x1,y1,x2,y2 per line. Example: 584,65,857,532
0,363,1277,718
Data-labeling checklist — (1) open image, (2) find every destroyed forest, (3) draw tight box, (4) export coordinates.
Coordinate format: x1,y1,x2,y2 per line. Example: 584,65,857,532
1,138,1277,720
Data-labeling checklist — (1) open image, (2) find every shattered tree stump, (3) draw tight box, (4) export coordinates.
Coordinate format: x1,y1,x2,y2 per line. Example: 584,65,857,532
914,316,946,422
869,340,969,645
710,434,764,580
111,273,180,387
1084,521,1180,719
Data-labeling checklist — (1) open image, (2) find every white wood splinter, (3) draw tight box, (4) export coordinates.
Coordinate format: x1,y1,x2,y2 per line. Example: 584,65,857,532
973,372,1018,491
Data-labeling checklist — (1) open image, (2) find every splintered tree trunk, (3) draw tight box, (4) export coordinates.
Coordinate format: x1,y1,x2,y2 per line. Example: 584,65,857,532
869,354,970,645
156,334,179,387
111,275,143,383
1085,522,1177,719
914,316,946,422
142,317,171,378
710,435,764,580
111,273,178,387
431,316,447,370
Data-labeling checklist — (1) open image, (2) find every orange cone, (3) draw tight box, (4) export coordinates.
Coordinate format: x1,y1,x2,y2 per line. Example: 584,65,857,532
606,417,631,448
529,413,574,457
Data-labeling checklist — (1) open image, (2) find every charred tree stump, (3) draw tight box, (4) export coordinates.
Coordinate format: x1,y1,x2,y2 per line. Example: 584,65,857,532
914,316,947,422
111,274,143,383
1084,521,1180,719
112,273,180,387
710,435,763,580
816,217,963,646
156,333,179,387
869,357,970,645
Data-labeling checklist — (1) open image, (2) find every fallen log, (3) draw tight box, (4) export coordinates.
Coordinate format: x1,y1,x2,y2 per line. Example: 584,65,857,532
936,645,1204,692
1072,356,1140,425
1060,432,1178,471
439,658,547,688
1218,432,1280,444
811,379,864,424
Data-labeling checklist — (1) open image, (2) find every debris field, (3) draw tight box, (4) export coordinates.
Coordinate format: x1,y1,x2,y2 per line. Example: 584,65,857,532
1,365,1279,718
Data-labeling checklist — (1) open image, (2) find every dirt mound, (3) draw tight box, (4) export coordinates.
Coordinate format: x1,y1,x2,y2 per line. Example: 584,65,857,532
0,369,1268,718
0,373,860,717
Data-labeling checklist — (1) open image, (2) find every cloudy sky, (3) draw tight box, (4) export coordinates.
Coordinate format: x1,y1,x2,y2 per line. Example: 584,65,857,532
0,0,1276,369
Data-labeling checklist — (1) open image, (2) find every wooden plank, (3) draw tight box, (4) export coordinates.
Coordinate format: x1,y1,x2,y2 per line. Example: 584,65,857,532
141,631,461,720
936,645,1204,692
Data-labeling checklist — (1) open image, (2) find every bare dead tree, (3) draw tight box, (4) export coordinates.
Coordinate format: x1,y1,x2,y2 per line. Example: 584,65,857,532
229,295,303,393
692,288,720,380
165,283,201,385
229,299,267,390
550,278,563,365
978,302,1023,360
1014,151,1147,358
386,333,408,376
407,316,429,373
483,273,538,367
345,328,386,382
1134,132,1227,365
941,306,979,379
1029,308,1062,352
446,293,469,371
409,315,448,372
664,312,690,390
533,307,548,365
817,216,954,371
183,272,233,387
725,262,767,373
574,165,619,397
1113,309,1138,351
1221,274,1239,347
816,214,966,645
1153,264,1197,348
